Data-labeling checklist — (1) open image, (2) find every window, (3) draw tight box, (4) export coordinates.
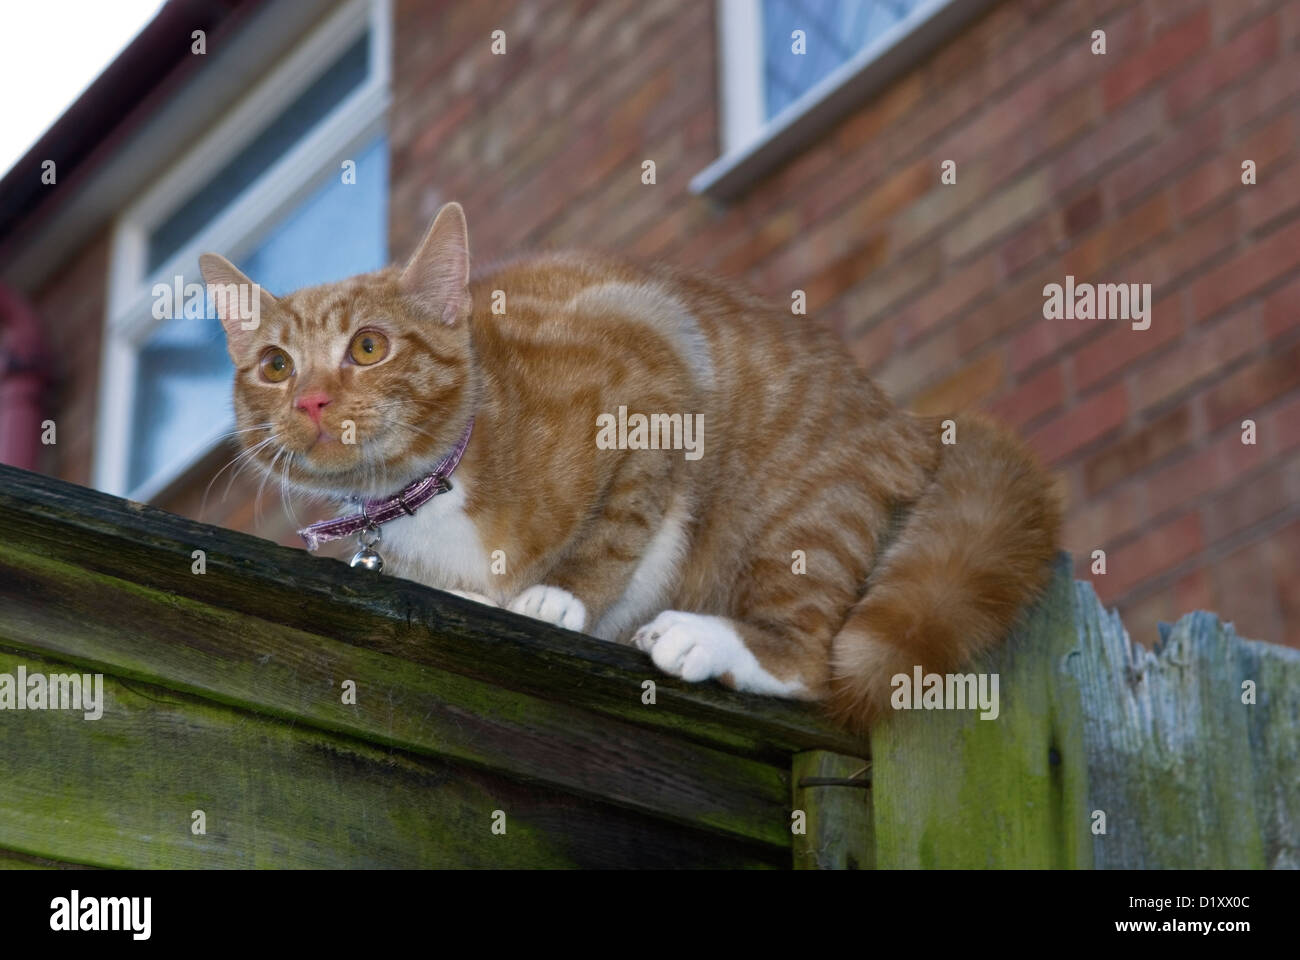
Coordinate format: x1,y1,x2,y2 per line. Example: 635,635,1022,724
694,0,997,200
97,0,391,500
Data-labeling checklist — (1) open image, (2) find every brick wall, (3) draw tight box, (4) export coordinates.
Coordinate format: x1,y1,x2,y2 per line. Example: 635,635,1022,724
20,0,1300,648
29,230,109,489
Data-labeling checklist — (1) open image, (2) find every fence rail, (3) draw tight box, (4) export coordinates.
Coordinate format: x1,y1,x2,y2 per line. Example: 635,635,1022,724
0,464,1294,868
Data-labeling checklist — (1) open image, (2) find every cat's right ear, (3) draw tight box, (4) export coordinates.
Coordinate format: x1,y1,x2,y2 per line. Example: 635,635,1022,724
198,253,277,364
400,202,471,325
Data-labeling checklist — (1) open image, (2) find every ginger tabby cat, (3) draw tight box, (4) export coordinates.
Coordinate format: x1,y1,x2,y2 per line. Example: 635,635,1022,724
200,202,1060,734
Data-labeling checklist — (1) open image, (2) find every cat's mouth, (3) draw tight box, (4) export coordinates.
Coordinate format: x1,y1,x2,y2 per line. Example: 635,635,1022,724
253,413,447,497
270,419,411,488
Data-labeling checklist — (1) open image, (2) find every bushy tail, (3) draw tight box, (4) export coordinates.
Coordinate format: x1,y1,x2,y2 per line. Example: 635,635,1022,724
827,414,1061,735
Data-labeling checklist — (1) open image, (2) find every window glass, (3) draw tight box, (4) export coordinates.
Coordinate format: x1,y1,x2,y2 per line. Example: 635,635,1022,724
761,0,925,119
145,32,370,273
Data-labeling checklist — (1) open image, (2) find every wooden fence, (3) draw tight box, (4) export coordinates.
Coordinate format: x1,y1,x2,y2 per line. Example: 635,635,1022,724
0,463,1295,868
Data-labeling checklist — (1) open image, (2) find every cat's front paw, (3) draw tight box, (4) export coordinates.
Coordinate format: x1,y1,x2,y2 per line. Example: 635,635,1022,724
508,585,587,632
632,610,742,683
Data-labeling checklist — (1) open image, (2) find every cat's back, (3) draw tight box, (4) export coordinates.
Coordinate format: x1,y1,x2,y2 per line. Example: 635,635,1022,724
469,250,857,385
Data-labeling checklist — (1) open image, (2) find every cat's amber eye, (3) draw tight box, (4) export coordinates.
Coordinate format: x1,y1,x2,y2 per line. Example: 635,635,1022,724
348,330,389,365
259,347,294,383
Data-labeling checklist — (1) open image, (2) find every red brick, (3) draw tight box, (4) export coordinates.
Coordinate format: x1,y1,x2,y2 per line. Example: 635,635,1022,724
1064,484,1146,555
1110,107,1223,209
896,254,997,346
960,264,1059,355
1263,274,1300,340
1102,9,1211,110
1127,201,1237,291
1203,451,1300,543
876,324,964,401
1190,218,1300,323
1165,13,1282,118
1063,188,1104,238
999,217,1057,279
802,233,889,309
1269,518,1300,648
988,363,1065,429
911,349,1006,416
1072,293,1185,390
1050,96,1161,195
1027,382,1130,465
1265,390,1300,455
1083,405,1193,496
1143,423,1269,521
1176,111,1296,221
1135,308,1260,412
840,243,941,332
1011,307,1108,376
1209,536,1284,643
1100,511,1205,600
1063,192,1173,278
1220,48,1300,137
1204,340,1300,429
1216,0,1285,36
1176,157,1241,220
1241,156,1300,234
943,170,1050,262
847,315,900,376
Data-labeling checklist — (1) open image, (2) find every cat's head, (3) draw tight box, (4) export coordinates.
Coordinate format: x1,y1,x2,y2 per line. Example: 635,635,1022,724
200,202,478,499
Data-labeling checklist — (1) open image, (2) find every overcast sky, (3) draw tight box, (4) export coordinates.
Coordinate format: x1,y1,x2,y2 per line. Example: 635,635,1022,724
0,0,165,179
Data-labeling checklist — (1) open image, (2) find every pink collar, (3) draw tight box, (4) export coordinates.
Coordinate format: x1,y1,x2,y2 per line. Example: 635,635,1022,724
298,418,474,551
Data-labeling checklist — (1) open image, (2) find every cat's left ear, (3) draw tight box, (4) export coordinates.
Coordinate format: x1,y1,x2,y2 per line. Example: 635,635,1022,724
400,202,471,325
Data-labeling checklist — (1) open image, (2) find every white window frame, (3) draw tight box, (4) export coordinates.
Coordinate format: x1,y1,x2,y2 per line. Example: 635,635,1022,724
694,0,999,200
96,0,392,501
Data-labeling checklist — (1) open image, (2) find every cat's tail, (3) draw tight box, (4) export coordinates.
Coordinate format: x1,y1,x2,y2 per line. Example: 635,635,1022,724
826,413,1061,735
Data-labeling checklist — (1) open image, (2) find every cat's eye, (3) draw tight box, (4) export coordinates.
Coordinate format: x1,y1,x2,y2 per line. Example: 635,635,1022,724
348,330,389,365
259,348,294,383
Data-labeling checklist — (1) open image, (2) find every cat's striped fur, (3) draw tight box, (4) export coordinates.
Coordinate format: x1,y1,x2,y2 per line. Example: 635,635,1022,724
201,202,1060,734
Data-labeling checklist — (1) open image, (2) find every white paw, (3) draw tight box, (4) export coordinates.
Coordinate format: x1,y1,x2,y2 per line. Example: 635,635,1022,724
508,584,587,632
445,588,499,607
631,610,809,696
631,610,745,683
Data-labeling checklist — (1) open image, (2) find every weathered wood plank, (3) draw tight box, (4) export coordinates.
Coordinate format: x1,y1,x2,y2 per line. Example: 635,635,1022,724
791,751,873,869
0,544,792,849
0,463,858,760
1068,592,1300,869
0,647,782,869
869,555,1300,869
869,555,1093,868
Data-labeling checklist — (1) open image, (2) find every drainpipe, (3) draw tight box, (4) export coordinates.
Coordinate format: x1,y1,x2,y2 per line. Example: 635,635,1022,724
0,283,50,471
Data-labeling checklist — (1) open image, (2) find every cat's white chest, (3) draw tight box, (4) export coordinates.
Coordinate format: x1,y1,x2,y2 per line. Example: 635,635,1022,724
377,482,498,599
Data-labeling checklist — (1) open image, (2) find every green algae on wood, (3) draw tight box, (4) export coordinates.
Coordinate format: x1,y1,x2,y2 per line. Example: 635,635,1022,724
868,555,1092,869
0,646,784,869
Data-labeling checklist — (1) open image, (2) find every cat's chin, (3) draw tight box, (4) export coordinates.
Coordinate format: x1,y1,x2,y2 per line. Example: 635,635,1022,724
282,461,423,500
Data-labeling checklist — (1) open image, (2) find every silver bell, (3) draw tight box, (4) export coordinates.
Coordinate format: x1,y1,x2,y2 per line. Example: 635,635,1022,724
350,546,383,571
349,523,383,571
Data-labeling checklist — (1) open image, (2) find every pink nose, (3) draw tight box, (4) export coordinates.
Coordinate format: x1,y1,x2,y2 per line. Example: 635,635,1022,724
295,391,332,425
